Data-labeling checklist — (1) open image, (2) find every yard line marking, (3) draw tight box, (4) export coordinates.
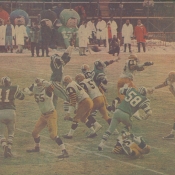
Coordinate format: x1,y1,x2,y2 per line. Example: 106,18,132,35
16,128,169,175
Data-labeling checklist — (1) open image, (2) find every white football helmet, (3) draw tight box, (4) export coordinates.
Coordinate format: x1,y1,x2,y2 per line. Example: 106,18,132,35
1,76,11,87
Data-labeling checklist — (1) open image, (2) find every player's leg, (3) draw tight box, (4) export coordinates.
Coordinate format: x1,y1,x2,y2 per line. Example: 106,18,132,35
5,110,16,157
162,117,175,139
0,117,7,157
96,96,111,125
46,110,69,158
26,116,47,153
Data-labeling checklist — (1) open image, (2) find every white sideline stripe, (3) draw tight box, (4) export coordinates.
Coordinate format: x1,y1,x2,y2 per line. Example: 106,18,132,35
16,128,169,175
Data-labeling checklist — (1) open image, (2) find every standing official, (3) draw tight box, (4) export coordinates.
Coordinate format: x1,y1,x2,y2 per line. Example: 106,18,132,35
96,16,106,47
122,19,133,53
134,19,147,52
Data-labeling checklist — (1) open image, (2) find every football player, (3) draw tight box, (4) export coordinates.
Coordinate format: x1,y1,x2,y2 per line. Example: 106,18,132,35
75,73,113,136
98,84,152,151
81,64,93,79
113,131,150,159
0,76,25,158
108,54,153,115
50,42,74,114
23,78,69,159
148,71,175,139
62,75,98,139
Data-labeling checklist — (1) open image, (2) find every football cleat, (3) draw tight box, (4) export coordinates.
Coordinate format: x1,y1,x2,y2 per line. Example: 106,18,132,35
26,146,40,153
62,134,73,139
86,132,97,138
162,134,174,140
4,146,13,158
98,146,103,151
57,149,69,159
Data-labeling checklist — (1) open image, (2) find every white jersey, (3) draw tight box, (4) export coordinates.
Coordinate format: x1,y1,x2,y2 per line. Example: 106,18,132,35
24,82,55,114
66,81,89,104
120,59,144,80
79,78,102,100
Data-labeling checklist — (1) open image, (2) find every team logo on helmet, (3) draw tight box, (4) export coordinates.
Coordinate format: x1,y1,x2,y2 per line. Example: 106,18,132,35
138,86,147,96
75,73,85,84
1,76,11,87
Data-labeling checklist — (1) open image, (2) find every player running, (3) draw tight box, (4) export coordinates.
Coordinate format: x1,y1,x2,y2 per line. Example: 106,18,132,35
0,77,25,158
24,78,69,159
98,84,152,151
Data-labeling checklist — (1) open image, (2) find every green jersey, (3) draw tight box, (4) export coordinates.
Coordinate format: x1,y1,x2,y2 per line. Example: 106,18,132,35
0,85,24,110
118,88,151,116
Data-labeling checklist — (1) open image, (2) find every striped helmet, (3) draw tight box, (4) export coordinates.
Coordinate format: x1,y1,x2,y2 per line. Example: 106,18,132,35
138,86,147,96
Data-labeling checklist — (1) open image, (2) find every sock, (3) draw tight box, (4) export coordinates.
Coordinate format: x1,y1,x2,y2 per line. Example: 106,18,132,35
60,143,66,151
107,118,111,125
102,131,111,141
68,129,75,136
34,136,40,147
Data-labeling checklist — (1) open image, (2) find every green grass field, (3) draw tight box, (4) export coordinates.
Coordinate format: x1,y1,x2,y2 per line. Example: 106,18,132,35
0,52,175,175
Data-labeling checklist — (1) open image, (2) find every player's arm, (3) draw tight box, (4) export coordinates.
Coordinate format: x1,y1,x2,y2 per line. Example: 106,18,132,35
104,59,119,67
148,79,168,94
23,84,34,96
66,87,77,113
15,86,25,100
45,84,54,97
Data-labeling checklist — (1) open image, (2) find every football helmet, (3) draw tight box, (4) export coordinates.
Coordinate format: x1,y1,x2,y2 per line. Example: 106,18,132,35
62,75,72,87
75,73,85,84
138,86,147,96
119,84,129,95
1,76,11,87
128,54,138,62
168,71,175,82
94,60,106,69
81,64,90,73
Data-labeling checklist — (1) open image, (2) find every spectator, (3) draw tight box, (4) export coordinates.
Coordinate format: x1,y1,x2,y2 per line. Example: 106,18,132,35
106,23,113,50
87,18,96,44
5,19,15,53
29,22,41,57
15,22,28,53
78,20,90,56
143,0,155,16
0,3,9,25
96,16,106,47
0,20,6,52
52,3,64,18
40,20,52,57
109,35,120,57
134,19,147,52
74,4,87,21
107,16,118,37
122,19,133,53
108,0,117,16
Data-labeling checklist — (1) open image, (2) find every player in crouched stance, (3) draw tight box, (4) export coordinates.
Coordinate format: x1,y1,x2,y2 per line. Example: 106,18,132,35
98,85,152,151
113,131,150,159
23,78,68,159
62,75,98,139
0,77,25,158
148,71,175,139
